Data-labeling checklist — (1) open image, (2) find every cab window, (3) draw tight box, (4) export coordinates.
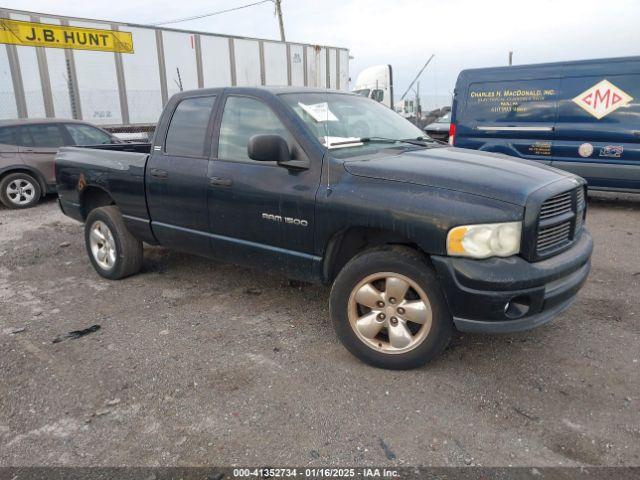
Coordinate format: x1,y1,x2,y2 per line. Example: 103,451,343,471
65,124,114,145
165,96,217,157
217,96,289,162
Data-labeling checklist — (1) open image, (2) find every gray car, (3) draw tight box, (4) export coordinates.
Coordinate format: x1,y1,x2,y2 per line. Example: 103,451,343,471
423,112,451,143
0,119,120,208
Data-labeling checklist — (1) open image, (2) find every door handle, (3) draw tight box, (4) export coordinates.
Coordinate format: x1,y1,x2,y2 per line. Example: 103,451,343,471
150,168,168,179
209,176,232,187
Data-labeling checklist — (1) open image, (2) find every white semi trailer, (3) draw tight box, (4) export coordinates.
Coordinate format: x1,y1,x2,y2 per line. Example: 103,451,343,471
0,8,349,130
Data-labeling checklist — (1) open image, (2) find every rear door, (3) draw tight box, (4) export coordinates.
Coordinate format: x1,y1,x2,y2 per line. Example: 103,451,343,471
146,94,218,255
17,123,68,186
552,69,640,190
207,93,319,279
455,75,561,164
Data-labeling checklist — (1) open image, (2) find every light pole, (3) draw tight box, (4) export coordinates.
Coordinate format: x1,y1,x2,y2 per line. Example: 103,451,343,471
275,0,285,41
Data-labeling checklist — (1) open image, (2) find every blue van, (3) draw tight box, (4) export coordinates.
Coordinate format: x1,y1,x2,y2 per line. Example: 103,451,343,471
450,56,640,192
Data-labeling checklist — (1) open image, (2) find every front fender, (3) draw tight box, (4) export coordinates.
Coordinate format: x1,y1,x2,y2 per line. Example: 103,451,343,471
315,174,524,259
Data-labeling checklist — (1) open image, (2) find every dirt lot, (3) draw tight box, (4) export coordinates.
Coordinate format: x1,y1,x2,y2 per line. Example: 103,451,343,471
0,193,639,467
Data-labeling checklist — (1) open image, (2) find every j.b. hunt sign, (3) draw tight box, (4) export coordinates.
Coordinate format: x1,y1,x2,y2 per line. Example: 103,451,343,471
0,18,133,53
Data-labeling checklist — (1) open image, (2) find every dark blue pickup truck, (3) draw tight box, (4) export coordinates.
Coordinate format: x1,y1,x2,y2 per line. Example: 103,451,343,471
450,56,640,192
56,87,592,369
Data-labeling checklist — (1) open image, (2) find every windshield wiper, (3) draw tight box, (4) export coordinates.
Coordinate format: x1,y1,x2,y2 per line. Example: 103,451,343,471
329,136,432,147
364,137,429,147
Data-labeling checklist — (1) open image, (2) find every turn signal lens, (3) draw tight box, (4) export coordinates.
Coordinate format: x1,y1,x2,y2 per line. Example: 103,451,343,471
447,222,522,259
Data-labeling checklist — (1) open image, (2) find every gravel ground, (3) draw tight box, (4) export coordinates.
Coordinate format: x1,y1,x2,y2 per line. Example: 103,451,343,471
0,192,638,467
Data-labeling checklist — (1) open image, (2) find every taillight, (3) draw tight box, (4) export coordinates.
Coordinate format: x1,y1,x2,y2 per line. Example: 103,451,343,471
448,123,456,146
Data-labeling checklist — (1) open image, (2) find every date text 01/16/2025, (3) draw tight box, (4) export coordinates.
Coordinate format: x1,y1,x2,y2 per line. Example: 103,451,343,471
232,467,400,477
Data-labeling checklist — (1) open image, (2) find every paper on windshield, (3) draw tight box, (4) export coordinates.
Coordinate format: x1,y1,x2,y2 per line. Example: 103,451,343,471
298,102,338,122
323,136,364,149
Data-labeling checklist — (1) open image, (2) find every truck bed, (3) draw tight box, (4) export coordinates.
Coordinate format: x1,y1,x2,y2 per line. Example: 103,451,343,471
55,144,153,243
56,143,150,171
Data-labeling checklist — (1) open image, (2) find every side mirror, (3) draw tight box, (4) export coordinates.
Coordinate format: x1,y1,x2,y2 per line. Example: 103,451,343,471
248,134,290,162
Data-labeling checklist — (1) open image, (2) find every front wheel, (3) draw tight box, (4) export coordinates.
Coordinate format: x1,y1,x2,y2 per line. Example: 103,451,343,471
84,206,143,280
330,246,453,369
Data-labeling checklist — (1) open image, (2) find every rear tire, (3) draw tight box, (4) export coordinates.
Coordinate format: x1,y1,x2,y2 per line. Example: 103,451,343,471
84,206,143,280
330,246,452,370
0,172,41,209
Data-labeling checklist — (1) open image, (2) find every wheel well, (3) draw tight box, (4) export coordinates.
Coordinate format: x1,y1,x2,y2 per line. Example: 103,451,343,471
323,227,424,283
80,187,115,219
0,168,47,197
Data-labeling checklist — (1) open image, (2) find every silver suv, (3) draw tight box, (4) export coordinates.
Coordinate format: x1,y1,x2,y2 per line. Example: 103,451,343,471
0,119,120,209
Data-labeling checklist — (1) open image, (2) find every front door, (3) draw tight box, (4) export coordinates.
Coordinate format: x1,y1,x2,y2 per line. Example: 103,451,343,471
207,94,320,280
146,95,218,255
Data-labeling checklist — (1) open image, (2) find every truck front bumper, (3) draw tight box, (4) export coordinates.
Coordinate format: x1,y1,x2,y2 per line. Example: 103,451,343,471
431,230,593,333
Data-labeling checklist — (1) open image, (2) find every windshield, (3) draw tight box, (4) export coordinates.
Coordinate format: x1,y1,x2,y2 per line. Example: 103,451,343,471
436,112,451,123
280,92,429,158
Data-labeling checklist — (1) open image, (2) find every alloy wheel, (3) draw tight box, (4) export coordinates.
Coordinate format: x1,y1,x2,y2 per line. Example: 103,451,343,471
89,221,117,270
6,179,36,206
347,272,433,354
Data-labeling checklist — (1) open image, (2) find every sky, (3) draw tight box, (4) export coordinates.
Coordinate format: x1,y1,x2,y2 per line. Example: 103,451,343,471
9,0,640,110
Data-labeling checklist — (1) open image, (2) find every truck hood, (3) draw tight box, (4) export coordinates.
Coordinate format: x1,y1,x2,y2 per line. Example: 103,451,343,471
343,146,576,206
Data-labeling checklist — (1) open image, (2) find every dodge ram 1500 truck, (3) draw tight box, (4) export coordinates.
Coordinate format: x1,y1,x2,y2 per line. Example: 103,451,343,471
56,87,593,369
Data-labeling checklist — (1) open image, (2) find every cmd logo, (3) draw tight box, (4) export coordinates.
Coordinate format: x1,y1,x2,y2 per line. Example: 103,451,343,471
573,79,633,119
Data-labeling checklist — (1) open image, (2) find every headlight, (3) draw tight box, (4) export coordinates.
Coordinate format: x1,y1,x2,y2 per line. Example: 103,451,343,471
447,222,522,259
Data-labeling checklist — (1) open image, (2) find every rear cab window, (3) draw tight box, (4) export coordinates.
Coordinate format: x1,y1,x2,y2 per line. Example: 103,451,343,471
164,96,217,157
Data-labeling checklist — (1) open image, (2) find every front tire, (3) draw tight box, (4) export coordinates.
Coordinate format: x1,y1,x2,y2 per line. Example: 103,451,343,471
330,246,452,370
84,206,143,280
0,172,41,209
